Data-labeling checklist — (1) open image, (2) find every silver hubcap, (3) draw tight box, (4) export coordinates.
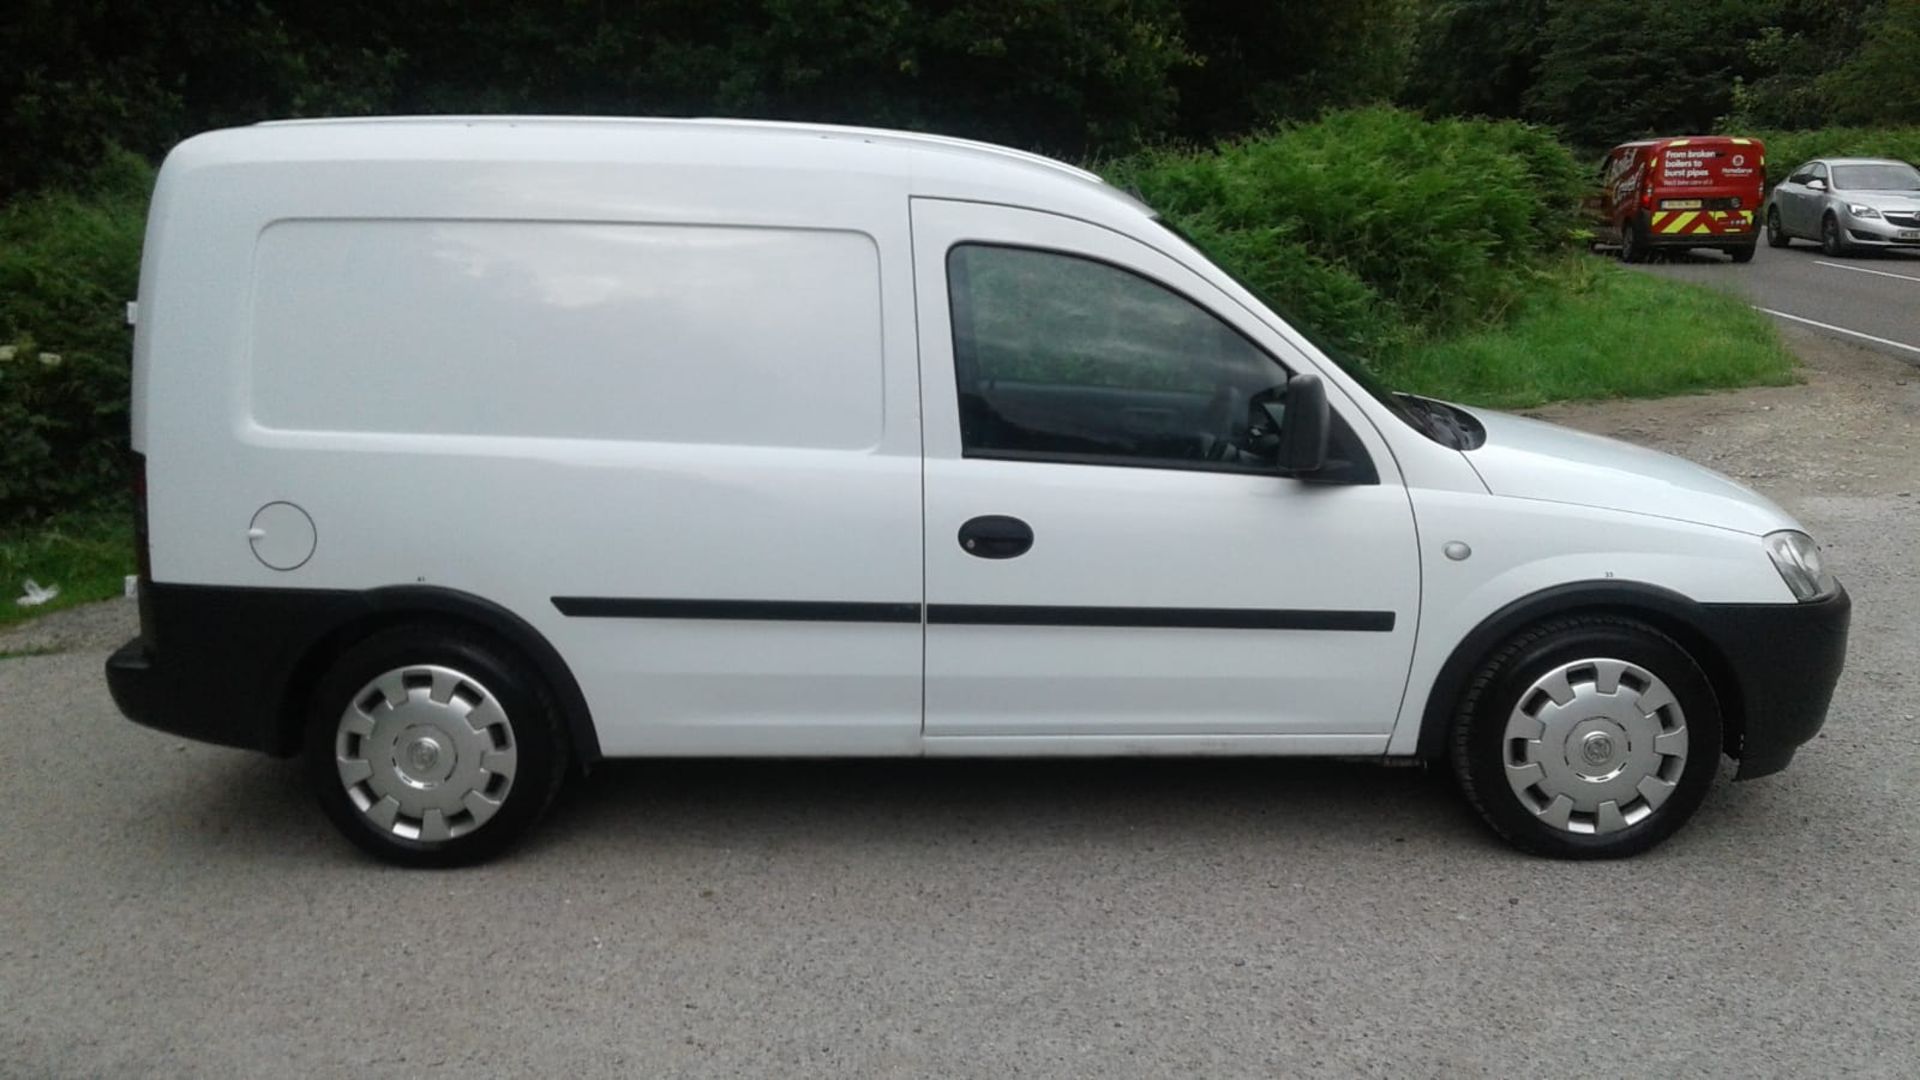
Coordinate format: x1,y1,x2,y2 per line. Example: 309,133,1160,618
1503,658,1689,835
335,665,518,842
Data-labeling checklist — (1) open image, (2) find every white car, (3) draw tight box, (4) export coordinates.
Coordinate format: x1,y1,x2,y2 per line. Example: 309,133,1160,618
107,118,1850,866
1765,157,1920,254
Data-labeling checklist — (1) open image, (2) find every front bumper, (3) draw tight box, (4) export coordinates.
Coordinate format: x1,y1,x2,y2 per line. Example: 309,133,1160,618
1842,213,1920,246
1699,585,1851,779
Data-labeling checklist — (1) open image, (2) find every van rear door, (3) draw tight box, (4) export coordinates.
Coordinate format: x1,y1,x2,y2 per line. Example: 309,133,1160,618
1645,137,1765,241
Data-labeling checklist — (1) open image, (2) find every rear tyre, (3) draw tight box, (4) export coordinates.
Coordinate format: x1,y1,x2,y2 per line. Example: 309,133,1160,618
1450,615,1722,859
1619,221,1649,264
303,623,570,867
1765,207,1791,248
1821,213,1851,256
1729,242,1756,264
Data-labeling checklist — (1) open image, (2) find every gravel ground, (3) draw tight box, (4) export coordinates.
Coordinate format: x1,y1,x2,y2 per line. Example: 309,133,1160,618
2,326,1916,1078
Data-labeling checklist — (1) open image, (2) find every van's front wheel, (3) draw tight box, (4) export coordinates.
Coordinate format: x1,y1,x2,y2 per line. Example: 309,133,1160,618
303,624,569,866
1450,616,1721,859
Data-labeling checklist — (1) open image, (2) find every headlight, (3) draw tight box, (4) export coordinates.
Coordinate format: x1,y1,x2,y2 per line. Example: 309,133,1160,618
1764,530,1838,602
1847,203,1883,219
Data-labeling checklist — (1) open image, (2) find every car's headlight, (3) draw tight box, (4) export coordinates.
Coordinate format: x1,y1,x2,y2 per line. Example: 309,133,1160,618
1847,203,1883,219
1765,530,1839,601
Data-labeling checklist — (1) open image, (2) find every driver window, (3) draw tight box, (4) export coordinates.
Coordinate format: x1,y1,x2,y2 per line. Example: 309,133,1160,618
946,243,1289,470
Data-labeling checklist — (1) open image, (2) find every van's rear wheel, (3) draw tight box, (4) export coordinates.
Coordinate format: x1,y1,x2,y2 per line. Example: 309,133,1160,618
304,624,568,866
1450,615,1721,859
1619,221,1649,264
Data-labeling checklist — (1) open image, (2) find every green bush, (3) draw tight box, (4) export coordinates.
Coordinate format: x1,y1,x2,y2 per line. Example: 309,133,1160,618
1105,107,1587,360
0,149,152,522
1744,127,1920,184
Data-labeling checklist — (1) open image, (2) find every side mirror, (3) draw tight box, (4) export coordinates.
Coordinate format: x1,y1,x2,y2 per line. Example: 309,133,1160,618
1275,371,1329,474
1807,178,1828,192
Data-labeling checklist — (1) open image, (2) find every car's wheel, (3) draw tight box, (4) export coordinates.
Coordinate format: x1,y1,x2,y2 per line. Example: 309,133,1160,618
1765,207,1790,248
1450,615,1722,859
1729,241,1756,264
1821,213,1850,256
1619,220,1648,264
303,623,570,867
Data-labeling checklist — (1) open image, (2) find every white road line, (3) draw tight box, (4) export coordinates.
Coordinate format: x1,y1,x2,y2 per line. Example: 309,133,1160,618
1757,307,1920,356
1814,260,1920,284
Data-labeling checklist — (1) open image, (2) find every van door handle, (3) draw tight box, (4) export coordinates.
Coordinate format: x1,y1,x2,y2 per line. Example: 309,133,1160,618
958,515,1033,559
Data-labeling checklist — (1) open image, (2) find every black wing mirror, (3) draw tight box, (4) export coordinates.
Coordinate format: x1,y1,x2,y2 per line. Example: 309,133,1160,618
1269,371,1329,475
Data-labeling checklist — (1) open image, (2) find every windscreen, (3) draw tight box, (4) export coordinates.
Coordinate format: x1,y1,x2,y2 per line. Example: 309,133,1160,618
1831,163,1920,191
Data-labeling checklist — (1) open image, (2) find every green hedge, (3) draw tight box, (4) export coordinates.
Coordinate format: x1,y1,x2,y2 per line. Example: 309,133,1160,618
1744,127,1920,184
1106,107,1588,359
0,151,152,522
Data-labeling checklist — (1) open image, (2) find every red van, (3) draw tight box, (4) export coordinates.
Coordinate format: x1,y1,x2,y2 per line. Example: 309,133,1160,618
1595,136,1766,263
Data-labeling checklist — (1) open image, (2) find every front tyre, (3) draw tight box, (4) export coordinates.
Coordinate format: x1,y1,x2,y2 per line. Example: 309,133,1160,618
304,624,570,867
1821,214,1851,256
1450,615,1722,859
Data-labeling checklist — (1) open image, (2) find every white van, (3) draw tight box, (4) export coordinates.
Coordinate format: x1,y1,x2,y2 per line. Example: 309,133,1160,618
107,118,1849,866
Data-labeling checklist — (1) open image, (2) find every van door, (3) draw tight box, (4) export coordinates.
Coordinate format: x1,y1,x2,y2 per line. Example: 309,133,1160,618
910,199,1420,749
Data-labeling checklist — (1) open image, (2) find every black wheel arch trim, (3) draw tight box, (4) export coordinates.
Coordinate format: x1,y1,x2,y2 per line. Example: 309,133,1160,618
281,584,603,764
1413,580,1745,763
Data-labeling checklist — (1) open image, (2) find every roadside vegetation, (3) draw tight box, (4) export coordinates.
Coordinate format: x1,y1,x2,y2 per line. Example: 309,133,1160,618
0,502,132,631
1744,127,1920,183
1382,261,1797,408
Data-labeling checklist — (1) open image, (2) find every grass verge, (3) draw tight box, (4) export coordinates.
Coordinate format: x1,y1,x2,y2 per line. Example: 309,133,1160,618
0,502,134,631
1380,260,1798,409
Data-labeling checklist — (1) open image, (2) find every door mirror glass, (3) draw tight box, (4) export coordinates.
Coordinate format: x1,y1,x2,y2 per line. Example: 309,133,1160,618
1277,372,1329,474
1807,178,1827,192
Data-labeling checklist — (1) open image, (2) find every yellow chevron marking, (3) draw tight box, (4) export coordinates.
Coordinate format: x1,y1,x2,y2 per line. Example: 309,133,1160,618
1650,211,1672,231
1692,220,1715,234
1663,211,1700,233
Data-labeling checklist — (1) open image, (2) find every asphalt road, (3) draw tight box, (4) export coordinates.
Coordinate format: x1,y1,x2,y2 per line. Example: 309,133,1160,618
1629,237,1920,361
4,333,1919,1078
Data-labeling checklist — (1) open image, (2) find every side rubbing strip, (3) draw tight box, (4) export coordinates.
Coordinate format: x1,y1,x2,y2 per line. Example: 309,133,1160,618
928,605,1395,632
553,597,920,623
553,598,1395,632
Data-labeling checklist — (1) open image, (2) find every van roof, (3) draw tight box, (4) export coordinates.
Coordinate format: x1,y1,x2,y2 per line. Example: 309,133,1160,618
1614,136,1761,150
193,115,1149,223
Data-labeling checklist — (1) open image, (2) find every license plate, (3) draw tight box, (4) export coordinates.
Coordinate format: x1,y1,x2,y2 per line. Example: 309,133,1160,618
1660,199,1703,210
1902,230,1920,240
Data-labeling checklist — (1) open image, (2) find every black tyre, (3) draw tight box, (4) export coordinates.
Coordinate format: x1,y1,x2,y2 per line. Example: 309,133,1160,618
1619,220,1649,264
1728,242,1756,264
1765,207,1790,248
1821,213,1850,256
1450,615,1722,859
303,623,570,867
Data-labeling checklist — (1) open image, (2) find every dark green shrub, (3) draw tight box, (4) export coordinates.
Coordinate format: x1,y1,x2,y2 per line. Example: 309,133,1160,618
1743,127,1920,183
0,150,151,522
1105,107,1587,360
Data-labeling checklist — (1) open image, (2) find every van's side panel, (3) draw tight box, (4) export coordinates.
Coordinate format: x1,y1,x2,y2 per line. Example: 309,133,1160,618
140,132,925,756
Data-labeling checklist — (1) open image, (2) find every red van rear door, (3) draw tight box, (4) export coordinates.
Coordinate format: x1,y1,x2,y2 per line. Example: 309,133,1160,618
1646,138,1766,239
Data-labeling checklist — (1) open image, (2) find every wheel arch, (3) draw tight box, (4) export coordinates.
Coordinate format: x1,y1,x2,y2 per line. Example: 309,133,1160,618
272,585,602,766
1414,581,1744,763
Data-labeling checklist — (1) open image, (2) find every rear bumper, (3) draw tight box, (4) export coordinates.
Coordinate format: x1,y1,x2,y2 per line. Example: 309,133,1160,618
1699,585,1851,779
